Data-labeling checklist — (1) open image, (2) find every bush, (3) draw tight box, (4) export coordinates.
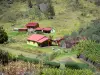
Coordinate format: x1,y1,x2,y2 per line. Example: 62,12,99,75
0,49,15,65
65,62,89,69
17,55,39,64
0,26,8,44
44,61,60,68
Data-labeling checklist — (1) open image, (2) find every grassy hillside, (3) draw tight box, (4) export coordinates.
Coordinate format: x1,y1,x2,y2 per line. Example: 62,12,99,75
0,0,99,59
0,0,100,74
0,0,99,37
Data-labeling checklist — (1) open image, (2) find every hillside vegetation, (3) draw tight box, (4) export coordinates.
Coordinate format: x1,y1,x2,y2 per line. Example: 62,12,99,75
0,0,100,75
0,0,100,37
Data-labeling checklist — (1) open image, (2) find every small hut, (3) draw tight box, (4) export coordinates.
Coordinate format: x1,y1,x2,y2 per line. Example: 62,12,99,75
43,27,52,33
35,27,43,32
26,22,39,29
43,27,55,33
27,34,51,47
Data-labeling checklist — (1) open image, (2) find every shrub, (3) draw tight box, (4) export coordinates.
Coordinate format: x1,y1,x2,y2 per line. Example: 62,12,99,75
65,62,89,69
17,55,39,64
0,49,15,65
0,26,8,44
44,61,60,68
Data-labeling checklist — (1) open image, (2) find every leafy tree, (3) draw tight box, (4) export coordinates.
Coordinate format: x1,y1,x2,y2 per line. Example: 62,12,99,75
47,0,55,19
0,26,8,44
79,19,100,42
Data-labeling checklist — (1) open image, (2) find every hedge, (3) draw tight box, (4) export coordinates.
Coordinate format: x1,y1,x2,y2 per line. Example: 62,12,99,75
17,55,39,64
65,62,89,69
44,61,60,68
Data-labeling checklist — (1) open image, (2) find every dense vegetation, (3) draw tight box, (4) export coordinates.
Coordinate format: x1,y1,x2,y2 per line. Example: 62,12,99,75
0,61,94,75
79,19,100,42
0,26,8,44
73,40,100,65
0,49,16,65
0,0,100,74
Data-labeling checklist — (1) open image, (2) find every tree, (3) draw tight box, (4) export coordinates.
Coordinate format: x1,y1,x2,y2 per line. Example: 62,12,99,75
79,19,100,42
28,0,33,8
0,26,8,44
46,0,55,19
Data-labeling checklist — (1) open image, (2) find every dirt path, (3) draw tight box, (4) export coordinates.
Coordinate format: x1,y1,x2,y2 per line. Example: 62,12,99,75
0,46,37,58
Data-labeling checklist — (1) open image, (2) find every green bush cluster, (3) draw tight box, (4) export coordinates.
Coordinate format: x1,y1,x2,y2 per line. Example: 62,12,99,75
73,40,100,63
44,61,60,68
0,26,8,44
65,62,89,69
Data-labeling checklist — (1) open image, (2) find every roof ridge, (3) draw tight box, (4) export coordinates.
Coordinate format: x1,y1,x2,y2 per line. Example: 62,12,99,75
37,36,47,41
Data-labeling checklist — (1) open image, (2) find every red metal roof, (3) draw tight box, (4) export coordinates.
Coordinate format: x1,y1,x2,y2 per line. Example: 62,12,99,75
27,34,49,43
35,27,43,31
26,22,38,27
38,37,49,43
43,27,52,31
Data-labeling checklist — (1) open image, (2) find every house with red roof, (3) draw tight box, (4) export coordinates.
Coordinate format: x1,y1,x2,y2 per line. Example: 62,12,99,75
35,27,55,33
35,27,43,31
27,34,52,47
26,22,39,29
43,27,52,33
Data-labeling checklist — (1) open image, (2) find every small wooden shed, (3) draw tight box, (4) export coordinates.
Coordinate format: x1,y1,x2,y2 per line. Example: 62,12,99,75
26,22,39,29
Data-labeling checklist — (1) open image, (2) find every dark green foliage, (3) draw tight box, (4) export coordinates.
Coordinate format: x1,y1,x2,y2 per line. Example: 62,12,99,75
17,55,40,64
0,49,8,65
0,26,8,44
0,49,15,65
65,62,89,69
47,0,55,19
79,19,100,42
17,55,60,68
44,61,60,68
28,0,32,8
72,40,100,63
95,0,100,6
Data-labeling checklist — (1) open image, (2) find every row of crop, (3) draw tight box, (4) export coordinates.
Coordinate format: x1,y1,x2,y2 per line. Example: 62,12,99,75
17,54,60,68
41,68,94,75
0,48,93,70
17,55,92,70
